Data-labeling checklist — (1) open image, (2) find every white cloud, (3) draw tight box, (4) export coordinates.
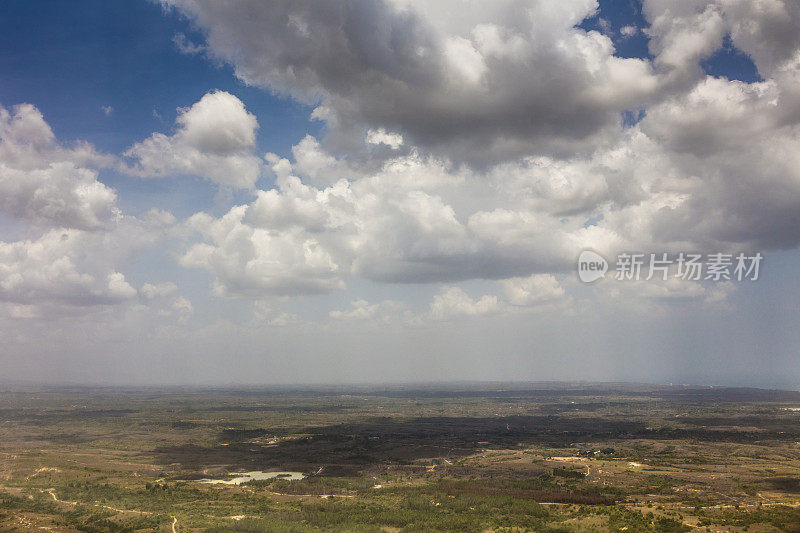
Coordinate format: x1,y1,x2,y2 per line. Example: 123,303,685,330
172,32,205,55
327,273,568,327
594,276,736,313
136,282,194,324
123,90,263,188
181,203,345,298
328,299,406,322
712,0,800,77
9,2,800,327
7,1,800,386
289,135,352,187
113,1,800,317
646,2,726,76
140,281,178,300
252,301,301,326
0,101,189,321
0,104,188,319
0,207,180,318
501,274,565,307
0,102,150,319
148,2,800,305
366,128,403,150
159,134,609,300
161,0,659,164
173,74,800,301
0,104,119,230
424,286,500,321
644,0,800,87
0,228,136,309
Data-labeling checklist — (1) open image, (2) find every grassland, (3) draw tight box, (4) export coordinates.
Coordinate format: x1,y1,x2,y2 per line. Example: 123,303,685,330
1,384,800,531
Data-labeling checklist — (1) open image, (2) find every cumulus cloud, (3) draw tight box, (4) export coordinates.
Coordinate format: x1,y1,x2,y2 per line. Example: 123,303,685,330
175,68,800,300
181,203,346,298
0,206,181,317
328,299,407,322
9,1,798,326
594,276,737,313
140,2,800,302
0,103,119,230
152,0,800,257
326,273,568,326
413,275,567,323
172,32,205,55
632,74,800,249
251,301,301,326
501,274,565,307
0,102,191,320
0,228,136,308
644,0,800,90
178,139,606,297
366,128,403,150
7,1,800,385
123,90,264,188
421,286,500,322
415,279,565,323
137,282,194,324
161,0,660,164
646,1,726,80
675,0,800,78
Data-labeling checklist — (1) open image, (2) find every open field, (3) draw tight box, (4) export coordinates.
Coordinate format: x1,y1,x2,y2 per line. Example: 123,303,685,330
1,384,800,532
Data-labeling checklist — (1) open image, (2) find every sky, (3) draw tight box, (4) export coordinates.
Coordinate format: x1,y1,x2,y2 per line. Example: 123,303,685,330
1,0,800,387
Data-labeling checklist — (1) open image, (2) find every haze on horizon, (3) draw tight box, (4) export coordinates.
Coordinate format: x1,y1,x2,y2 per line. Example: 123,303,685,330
1,0,799,388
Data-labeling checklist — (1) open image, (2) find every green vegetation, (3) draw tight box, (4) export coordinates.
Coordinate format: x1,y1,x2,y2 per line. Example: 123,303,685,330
1,384,800,531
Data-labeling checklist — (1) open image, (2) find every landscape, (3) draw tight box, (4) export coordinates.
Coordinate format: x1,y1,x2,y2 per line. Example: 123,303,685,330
2,384,800,532
4,0,800,531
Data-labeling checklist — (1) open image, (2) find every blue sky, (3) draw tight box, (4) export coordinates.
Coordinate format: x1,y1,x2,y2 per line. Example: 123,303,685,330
1,0,800,387
0,0,317,153
0,0,319,219
0,0,759,153
0,0,761,219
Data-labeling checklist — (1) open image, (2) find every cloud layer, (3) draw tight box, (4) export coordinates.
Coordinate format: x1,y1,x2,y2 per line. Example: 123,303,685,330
0,104,118,230
163,0,662,163
0,104,186,320
124,90,263,188
157,0,800,267
3,1,800,385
